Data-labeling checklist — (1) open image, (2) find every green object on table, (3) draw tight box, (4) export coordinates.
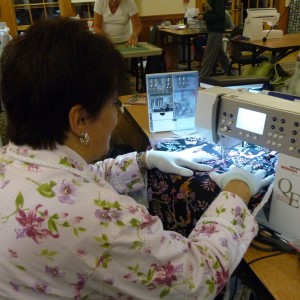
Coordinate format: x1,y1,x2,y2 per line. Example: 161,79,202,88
116,44,149,53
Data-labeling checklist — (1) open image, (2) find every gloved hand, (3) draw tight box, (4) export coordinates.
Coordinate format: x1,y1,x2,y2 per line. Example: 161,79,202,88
209,165,274,197
145,149,213,177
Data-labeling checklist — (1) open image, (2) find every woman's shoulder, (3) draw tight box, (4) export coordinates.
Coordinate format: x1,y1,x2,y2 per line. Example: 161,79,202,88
123,0,138,8
123,0,138,13
94,0,107,12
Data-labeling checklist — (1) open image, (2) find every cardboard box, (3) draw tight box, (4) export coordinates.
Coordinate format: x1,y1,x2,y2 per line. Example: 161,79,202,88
269,153,300,245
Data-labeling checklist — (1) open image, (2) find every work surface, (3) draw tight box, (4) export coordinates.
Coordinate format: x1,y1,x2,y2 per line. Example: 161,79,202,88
158,27,208,37
239,34,300,50
118,94,195,147
233,33,300,62
116,42,162,59
243,246,300,300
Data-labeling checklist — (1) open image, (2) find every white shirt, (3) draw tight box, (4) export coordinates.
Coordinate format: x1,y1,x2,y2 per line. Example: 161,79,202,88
94,0,138,43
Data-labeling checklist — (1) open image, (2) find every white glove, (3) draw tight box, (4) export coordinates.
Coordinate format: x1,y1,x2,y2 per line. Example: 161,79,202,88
209,165,274,196
145,149,213,177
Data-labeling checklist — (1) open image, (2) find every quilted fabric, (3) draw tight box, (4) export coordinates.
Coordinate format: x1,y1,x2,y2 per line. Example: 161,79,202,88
147,137,277,237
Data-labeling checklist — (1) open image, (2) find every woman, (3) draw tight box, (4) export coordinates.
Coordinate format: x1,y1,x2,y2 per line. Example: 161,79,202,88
197,0,233,79
93,0,142,47
0,19,273,299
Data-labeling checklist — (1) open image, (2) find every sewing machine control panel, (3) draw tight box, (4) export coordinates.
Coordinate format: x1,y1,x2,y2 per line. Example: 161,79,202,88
217,95,300,158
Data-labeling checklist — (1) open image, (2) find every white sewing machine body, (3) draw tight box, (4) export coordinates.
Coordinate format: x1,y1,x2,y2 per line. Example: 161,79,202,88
243,8,283,40
195,87,300,246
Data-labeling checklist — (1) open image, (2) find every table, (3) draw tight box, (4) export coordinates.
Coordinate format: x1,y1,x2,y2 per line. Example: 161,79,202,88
231,34,300,63
158,27,208,70
116,94,300,299
241,246,300,300
116,42,163,92
117,94,183,151
158,27,232,71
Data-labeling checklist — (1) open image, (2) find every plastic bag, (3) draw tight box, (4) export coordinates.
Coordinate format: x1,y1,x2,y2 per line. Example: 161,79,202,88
270,62,291,86
241,61,274,78
285,57,300,96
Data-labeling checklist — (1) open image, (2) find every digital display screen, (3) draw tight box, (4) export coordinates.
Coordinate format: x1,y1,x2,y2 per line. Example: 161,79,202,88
236,108,266,135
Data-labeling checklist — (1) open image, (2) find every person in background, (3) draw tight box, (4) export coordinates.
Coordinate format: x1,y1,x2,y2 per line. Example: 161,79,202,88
197,0,234,80
93,0,142,94
0,18,274,299
93,0,142,47
192,9,234,70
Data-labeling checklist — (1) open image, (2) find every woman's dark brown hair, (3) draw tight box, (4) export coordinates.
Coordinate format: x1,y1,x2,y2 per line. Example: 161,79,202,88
0,18,125,149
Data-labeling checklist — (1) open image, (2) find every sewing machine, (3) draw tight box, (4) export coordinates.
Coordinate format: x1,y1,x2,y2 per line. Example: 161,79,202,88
184,7,200,26
243,8,283,40
195,86,300,247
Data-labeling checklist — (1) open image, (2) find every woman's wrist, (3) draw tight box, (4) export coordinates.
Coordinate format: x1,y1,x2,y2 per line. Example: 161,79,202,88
223,180,251,205
136,152,148,172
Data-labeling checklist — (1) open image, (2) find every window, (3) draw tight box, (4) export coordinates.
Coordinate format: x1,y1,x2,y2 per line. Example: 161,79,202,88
12,0,60,32
72,1,94,21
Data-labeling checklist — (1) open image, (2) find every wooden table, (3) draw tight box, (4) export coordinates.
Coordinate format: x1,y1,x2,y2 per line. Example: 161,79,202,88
158,27,232,70
116,94,183,151
116,42,163,92
241,245,300,299
231,34,300,63
158,27,208,70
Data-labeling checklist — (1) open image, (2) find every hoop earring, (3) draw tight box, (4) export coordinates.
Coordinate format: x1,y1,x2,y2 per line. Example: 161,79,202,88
79,130,90,146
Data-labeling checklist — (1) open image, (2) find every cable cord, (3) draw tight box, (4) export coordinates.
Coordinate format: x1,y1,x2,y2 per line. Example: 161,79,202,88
263,0,294,41
248,251,285,265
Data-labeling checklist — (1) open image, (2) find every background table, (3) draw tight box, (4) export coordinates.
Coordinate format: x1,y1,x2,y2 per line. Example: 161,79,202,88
241,246,300,300
159,27,208,70
231,34,300,63
116,42,163,92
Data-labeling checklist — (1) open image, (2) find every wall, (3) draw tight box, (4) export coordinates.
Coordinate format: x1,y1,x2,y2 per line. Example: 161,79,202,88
135,0,196,16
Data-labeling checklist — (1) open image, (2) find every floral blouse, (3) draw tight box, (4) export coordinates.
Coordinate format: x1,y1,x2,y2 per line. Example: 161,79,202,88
0,142,258,300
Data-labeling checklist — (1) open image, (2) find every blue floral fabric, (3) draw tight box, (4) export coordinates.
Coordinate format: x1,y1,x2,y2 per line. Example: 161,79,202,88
147,137,277,237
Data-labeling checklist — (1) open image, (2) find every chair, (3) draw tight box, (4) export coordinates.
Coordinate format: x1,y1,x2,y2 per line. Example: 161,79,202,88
145,24,166,73
130,24,166,92
227,25,269,75
192,35,207,69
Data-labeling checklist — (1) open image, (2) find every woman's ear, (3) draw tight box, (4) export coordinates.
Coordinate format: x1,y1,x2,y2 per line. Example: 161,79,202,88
68,104,88,136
